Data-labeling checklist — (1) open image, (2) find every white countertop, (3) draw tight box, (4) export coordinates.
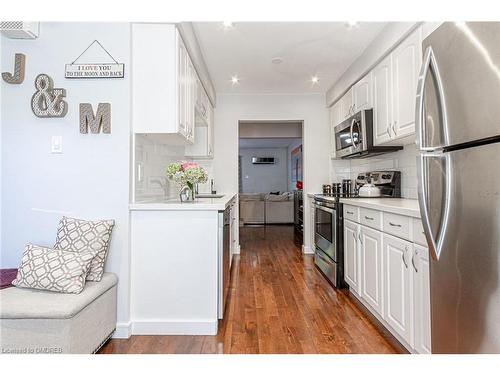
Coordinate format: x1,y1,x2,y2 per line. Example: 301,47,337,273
308,193,421,218
129,193,237,211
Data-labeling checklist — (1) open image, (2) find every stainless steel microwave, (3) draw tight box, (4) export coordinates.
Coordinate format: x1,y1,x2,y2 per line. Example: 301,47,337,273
333,109,402,159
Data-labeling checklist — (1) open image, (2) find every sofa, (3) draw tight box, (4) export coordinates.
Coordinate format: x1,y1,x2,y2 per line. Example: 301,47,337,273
239,192,294,225
0,272,118,354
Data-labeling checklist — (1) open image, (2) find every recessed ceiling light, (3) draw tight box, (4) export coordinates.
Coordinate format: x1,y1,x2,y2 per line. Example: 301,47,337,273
311,76,319,84
231,75,240,85
271,57,283,64
222,21,234,30
346,21,359,28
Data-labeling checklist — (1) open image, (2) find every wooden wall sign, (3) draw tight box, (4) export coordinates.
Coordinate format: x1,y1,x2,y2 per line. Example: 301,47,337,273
80,103,111,134
31,74,68,118
2,53,26,84
66,40,124,79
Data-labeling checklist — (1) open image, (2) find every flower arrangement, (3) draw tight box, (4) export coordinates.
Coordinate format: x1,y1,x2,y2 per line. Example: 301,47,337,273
166,161,208,200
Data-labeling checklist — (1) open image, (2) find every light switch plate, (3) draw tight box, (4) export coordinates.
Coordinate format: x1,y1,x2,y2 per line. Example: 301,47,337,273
51,136,63,154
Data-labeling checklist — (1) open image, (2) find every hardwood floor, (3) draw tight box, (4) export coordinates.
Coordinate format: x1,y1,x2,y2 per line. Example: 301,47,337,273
99,225,399,354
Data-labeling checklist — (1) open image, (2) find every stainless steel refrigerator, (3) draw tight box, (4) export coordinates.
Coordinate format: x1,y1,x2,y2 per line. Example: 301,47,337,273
416,22,500,353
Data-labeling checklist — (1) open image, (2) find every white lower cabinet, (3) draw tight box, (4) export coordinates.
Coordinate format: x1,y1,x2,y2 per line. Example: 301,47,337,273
383,233,413,345
344,206,431,353
344,219,361,294
360,226,384,316
413,243,431,354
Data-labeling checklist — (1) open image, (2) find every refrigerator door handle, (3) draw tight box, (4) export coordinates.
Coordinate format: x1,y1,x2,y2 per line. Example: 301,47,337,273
415,45,448,152
418,153,451,261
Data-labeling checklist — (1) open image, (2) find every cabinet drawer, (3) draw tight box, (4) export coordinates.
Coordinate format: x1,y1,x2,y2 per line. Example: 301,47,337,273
383,212,411,241
412,218,428,247
359,208,382,230
343,205,359,222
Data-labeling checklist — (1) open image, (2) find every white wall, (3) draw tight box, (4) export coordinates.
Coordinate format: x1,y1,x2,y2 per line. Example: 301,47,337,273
0,23,132,336
240,147,288,193
213,93,329,253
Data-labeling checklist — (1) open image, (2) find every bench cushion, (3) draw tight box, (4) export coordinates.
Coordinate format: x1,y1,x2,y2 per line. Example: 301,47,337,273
0,272,118,319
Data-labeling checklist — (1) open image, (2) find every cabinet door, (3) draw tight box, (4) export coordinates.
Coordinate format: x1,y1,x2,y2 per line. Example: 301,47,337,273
360,226,384,316
392,27,422,140
413,243,431,354
353,73,372,112
383,233,413,345
186,57,196,143
207,103,214,157
178,39,187,136
373,54,393,145
341,88,354,119
344,220,361,295
330,102,342,158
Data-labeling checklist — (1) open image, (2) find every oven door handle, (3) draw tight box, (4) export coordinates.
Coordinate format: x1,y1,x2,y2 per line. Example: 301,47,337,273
314,204,335,214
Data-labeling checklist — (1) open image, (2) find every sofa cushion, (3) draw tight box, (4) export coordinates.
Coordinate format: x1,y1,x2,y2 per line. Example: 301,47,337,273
53,216,115,282
1,272,118,319
12,244,97,294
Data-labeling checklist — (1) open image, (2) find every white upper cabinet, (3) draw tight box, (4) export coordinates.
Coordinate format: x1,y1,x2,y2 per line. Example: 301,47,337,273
185,79,214,158
371,26,422,146
340,88,354,120
383,233,413,345
392,27,422,141
353,72,373,112
373,54,393,145
132,23,196,144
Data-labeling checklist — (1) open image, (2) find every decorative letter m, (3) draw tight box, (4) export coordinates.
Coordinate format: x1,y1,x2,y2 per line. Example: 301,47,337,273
79,103,111,134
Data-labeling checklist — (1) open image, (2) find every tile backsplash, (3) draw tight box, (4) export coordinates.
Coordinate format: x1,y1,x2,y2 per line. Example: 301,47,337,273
134,134,215,201
331,144,418,199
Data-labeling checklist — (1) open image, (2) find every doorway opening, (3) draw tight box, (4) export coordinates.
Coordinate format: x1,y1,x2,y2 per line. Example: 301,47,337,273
238,120,304,246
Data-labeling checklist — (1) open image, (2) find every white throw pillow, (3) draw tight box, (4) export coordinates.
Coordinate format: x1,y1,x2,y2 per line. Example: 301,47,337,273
12,244,96,294
53,216,115,282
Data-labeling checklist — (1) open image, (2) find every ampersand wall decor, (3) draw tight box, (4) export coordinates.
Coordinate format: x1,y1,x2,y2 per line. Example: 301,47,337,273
80,103,111,134
31,74,68,118
2,53,26,84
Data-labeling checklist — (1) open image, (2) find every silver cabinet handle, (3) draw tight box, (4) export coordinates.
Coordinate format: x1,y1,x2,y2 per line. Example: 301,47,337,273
412,251,418,273
389,222,402,227
358,232,362,245
347,210,354,215
352,232,356,240
386,126,391,138
392,122,396,136
402,246,409,268
364,216,374,220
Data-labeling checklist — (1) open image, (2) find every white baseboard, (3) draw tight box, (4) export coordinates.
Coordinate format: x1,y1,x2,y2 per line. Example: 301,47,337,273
302,245,314,254
113,321,132,339
232,244,241,255
131,319,218,335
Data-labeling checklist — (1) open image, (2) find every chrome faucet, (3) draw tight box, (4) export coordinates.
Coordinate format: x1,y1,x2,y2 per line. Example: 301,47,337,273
150,177,168,197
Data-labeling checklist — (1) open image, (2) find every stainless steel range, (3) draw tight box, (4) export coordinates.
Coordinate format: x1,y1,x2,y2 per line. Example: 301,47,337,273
314,170,402,288
313,196,344,288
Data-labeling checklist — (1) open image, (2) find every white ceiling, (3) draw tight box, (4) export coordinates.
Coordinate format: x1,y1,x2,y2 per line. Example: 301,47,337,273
239,138,301,149
193,22,387,94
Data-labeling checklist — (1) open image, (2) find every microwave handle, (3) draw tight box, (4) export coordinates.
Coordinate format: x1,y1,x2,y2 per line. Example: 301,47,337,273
350,118,359,149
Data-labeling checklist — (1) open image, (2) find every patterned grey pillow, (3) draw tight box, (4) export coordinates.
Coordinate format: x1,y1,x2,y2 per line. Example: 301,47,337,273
53,216,115,282
12,244,96,294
